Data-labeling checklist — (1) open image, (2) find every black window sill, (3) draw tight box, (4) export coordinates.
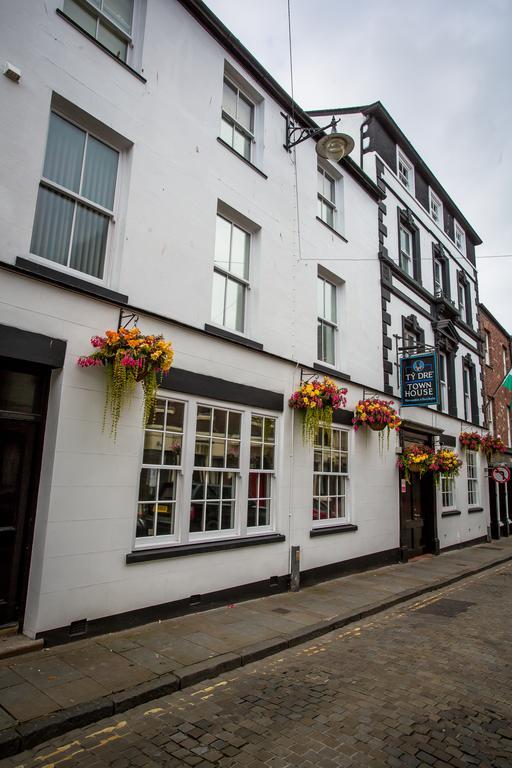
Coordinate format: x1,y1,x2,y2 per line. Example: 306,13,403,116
315,217,348,243
310,524,358,538
16,258,129,304
217,138,267,179
204,324,263,351
441,509,462,518
313,362,351,382
468,506,484,514
56,9,147,83
126,533,285,563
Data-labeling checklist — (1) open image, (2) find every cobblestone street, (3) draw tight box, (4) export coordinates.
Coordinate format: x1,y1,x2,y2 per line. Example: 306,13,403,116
4,562,512,768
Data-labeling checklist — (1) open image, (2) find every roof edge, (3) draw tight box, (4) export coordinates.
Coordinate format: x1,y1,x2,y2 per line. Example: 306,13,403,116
308,102,482,246
479,303,511,340
177,0,383,202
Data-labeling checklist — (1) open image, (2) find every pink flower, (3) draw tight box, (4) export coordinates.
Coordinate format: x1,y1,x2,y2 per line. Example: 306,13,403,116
90,336,105,348
121,355,137,367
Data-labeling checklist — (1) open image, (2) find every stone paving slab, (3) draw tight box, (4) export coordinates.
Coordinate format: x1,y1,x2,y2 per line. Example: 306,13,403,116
0,537,511,758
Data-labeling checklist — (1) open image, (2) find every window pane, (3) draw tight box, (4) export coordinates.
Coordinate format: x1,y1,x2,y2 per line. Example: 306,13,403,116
250,443,262,470
166,401,184,433
228,411,241,438
143,431,162,465
214,216,231,269
317,277,324,316
323,324,335,365
324,203,334,228
64,0,97,35
196,406,212,436
264,417,275,443
139,468,157,501
258,500,270,526
147,399,165,430
43,113,85,193
194,439,210,466
237,94,253,132
97,22,128,60
190,502,203,532
212,271,226,326
230,225,249,279
156,504,173,536
137,504,155,537
211,440,225,467
30,186,74,266
69,204,108,278
159,470,176,501
233,128,251,160
163,435,181,465
220,116,233,146
205,503,220,531
263,445,274,469
103,0,133,32
212,409,227,438
82,135,118,210
221,502,234,529
251,415,263,440
247,500,257,527
326,282,336,323
0,371,42,414
225,279,244,332
222,80,237,116
226,441,240,468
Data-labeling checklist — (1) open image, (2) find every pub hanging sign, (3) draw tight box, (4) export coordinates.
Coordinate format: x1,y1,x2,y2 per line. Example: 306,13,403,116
400,352,438,407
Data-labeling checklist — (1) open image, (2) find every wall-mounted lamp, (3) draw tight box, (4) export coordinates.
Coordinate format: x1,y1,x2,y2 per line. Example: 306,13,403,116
283,115,354,162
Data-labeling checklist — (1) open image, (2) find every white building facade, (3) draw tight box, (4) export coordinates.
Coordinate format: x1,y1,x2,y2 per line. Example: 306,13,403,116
0,1,488,642
311,102,489,557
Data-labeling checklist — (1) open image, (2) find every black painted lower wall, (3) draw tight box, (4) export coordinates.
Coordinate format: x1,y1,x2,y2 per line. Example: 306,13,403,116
38,547,400,646
440,534,487,553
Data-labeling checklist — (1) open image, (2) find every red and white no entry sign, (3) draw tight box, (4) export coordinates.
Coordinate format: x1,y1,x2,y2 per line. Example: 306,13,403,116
491,466,511,484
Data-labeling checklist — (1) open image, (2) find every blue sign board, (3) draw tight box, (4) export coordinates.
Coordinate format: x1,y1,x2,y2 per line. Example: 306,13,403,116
400,352,438,407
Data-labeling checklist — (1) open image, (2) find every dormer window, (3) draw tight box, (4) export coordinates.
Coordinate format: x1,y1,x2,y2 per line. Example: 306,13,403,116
397,150,414,193
430,190,442,225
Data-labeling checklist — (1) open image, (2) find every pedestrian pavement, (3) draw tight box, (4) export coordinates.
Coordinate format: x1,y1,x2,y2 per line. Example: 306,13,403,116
1,538,512,758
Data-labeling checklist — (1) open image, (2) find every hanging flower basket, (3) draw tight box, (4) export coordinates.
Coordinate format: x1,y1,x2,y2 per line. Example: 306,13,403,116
459,431,482,452
480,434,505,462
353,399,401,436
397,444,435,483
288,376,347,445
431,448,463,484
78,326,174,438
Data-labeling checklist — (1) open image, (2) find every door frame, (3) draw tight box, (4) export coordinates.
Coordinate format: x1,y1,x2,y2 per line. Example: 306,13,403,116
0,358,50,627
399,428,439,561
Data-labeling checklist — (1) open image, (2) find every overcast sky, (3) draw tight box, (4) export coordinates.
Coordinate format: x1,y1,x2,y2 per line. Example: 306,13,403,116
206,0,512,330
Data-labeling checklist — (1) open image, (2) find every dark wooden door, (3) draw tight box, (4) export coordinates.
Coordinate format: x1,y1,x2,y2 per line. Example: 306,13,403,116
400,435,435,557
0,421,38,624
0,360,49,626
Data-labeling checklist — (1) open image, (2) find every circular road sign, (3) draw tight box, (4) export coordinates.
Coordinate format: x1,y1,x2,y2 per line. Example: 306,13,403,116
491,466,511,484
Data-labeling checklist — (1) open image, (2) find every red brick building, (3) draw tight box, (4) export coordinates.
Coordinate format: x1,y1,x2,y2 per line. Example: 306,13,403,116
479,303,512,447
479,303,511,538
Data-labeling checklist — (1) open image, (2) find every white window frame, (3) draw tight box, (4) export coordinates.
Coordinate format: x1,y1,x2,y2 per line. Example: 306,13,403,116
441,475,456,509
247,414,277,533
62,0,144,68
397,150,414,194
312,424,350,527
220,75,255,161
399,224,413,275
134,393,279,549
487,397,494,435
439,351,447,411
429,189,442,225
503,345,508,377
454,222,466,254
317,165,336,228
29,106,124,286
211,213,251,334
433,258,443,296
457,277,466,318
317,274,338,366
466,450,479,507
484,331,491,366
463,365,471,422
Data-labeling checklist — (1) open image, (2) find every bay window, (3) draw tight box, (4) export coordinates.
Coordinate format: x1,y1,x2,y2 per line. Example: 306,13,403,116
135,395,278,547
